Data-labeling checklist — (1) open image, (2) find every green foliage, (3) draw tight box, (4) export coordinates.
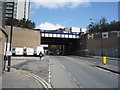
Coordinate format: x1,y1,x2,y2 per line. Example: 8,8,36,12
88,17,120,33
5,18,35,29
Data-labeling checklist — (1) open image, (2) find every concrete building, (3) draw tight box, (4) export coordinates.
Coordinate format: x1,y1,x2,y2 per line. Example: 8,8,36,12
17,0,30,20
0,1,6,28
5,0,30,20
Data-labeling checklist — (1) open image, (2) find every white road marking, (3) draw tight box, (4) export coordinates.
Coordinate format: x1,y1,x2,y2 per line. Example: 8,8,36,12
19,70,52,88
48,58,51,84
68,73,83,88
61,64,65,69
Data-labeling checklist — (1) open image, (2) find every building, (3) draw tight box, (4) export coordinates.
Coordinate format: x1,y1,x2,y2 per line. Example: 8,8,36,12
0,1,8,74
80,31,120,58
5,1,15,18
17,0,30,20
5,26,40,48
5,0,30,20
0,1,6,28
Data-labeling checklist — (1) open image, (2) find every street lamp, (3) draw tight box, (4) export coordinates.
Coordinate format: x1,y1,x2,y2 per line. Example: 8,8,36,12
7,2,14,72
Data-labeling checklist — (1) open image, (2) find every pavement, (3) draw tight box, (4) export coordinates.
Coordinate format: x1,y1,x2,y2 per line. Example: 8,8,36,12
68,55,120,74
91,56,119,74
2,68,43,88
2,56,50,89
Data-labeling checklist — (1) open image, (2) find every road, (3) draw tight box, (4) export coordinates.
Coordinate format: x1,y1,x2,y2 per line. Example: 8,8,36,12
6,56,119,89
49,56,118,88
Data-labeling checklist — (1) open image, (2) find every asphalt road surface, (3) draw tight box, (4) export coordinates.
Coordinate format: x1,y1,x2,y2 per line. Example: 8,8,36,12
9,56,119,89
49,56,118,88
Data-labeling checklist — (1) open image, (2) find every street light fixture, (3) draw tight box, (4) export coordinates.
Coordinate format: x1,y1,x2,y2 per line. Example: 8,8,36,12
6,2,14,72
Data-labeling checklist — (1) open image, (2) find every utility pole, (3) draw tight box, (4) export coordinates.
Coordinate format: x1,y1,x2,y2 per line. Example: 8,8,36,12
7,2,14,72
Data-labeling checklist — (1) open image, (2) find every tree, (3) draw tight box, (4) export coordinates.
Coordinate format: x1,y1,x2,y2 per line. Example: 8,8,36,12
88,17,120,33
5,18,36,29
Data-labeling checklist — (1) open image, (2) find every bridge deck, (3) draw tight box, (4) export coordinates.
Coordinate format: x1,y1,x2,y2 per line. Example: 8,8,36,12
41,30,80,39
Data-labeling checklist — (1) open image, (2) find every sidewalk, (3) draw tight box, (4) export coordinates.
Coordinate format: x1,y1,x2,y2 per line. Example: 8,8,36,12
96,64,119,74
92,56,119,60
2,68,43,88
69,55,120,74
91,56,119,74
2,56,49,89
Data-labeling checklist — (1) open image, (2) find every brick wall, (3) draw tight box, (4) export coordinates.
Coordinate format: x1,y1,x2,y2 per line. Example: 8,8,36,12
81,31,120,57
5,26,41,48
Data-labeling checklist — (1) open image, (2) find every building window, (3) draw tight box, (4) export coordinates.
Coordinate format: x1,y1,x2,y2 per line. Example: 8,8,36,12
7,3,14,6
102,32,108,39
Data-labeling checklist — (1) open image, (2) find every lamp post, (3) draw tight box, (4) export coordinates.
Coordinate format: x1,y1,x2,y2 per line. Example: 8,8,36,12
7,2,14,72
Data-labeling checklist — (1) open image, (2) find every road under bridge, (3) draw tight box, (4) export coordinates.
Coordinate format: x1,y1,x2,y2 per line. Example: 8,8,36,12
41,30,81,55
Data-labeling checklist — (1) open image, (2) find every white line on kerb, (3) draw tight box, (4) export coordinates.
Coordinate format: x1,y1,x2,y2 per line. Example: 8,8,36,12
61,64,65,69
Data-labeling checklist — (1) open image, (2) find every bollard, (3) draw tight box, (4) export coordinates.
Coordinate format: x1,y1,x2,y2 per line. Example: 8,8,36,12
103,56,107,65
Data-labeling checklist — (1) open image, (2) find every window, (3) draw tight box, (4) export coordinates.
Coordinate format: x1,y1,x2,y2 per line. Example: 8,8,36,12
57,34,60,38
45,33,48,37
65,34,68,38
102,32,108,39
53,34,56,37
49,34,52,37
61,34,64,38
41,33,44,37
69,35,72,38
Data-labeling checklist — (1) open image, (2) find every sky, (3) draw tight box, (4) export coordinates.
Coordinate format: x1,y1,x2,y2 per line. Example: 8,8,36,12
30,0,119,31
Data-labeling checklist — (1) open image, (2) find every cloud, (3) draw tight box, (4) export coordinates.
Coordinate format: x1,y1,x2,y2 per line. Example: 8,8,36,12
36,22,64,30
31,0,91,9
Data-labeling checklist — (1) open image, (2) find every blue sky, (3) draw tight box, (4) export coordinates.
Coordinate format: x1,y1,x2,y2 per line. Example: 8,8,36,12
30,2,118,30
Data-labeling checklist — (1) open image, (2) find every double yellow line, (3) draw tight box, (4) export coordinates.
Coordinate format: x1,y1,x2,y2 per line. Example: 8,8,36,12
19,70,53,90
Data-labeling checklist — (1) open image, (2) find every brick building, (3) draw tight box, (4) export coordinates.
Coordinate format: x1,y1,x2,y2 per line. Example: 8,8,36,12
5,26,41,48
80,31,120,58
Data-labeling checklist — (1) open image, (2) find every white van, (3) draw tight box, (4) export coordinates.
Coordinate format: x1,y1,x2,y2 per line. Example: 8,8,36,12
26,48,34,55
34,46,44,56
15,48,24,55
